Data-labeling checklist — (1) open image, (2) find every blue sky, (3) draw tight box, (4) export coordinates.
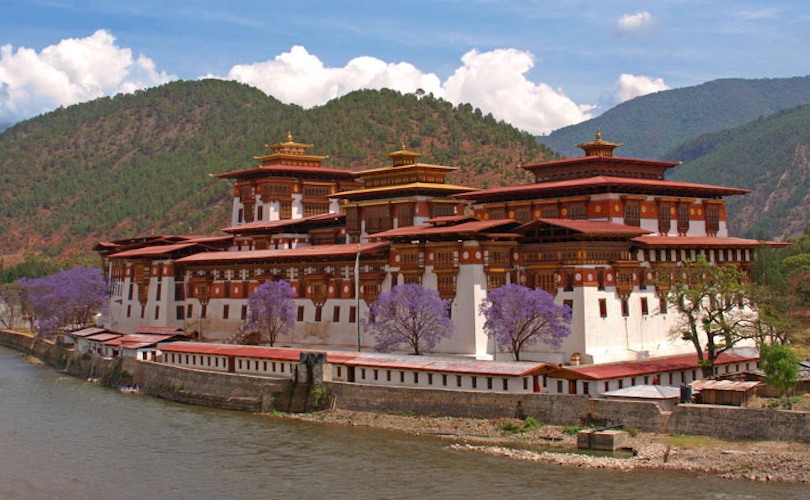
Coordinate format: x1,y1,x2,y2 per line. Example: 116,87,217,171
1,0,808,133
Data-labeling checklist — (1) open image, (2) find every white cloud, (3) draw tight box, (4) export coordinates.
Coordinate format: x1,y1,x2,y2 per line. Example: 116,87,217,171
442,49,593,134
616,11,655,36
0,30,171,123
228,46,593,134
615,73,670,102
227,46,443,109
0,33,596,134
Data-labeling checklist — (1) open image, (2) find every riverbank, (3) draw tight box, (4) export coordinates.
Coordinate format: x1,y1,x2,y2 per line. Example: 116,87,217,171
284,409,810,483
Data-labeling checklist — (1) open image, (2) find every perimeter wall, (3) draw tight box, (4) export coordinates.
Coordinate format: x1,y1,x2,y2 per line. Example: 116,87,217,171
2,329,807,442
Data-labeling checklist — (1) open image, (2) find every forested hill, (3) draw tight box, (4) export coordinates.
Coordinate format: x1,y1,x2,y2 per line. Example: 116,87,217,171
664,105,810,240
540,76,810,159
0,79,553,262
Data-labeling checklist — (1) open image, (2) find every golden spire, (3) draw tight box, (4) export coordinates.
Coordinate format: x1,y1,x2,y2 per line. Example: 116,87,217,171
576,130,622,157
287,130,293,142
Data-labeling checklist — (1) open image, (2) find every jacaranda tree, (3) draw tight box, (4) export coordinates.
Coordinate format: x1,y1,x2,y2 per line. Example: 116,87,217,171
364,283,453,355
238,280,296,346
17,266,107,338
480,284,572,361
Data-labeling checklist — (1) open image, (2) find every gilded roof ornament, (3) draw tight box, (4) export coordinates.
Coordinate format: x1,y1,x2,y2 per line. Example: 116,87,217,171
576,130,622,157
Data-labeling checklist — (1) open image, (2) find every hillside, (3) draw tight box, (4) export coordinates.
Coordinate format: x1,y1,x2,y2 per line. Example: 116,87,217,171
540,76,810,159
664,105,810,240
0,80,553,261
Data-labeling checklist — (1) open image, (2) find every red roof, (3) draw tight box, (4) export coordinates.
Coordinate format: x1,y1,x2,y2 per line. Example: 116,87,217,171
521,155,680,171
522,219,652,237
453,175,750,201
156,342,548,376
553,351,758,381
371,219,517,239
103,334,182,349
632,235,764,248
214,164,358,180
222,213,344,233
109,242,201,259
175,242,390,264
134,326,187,335
158,342,303,361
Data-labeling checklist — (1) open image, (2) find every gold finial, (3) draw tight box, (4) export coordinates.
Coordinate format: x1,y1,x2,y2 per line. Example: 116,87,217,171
595,129,602,141
286,130,293,142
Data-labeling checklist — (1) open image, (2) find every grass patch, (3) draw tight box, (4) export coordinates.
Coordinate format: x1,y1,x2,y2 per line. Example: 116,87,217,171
561,425,583,435
666,434,719,447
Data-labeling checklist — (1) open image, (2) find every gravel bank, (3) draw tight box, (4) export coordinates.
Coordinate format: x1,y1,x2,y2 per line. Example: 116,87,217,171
286,409,810,483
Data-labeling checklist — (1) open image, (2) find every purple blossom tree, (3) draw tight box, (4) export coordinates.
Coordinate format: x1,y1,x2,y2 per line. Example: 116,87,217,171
17,266,108,338
479,284,571,361
238,280,296,346
363,283,453,355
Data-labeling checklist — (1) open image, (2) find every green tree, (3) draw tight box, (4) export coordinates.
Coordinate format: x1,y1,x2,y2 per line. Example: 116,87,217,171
662,256,755,378
759,342,800,408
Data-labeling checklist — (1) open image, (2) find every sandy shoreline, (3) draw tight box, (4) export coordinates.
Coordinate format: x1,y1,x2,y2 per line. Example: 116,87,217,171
284,409,810,483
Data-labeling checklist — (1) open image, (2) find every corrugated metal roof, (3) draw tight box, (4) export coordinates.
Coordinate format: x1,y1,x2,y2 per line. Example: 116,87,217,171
156,342,548,376
453,175,750,200
371,219,517,239
691,379,761,392
69,327,109,338
554,351,758,380
222,212,344,233
632,235,765,248
522,218,652,237
102,334,182,349
134,326,187,335
175,242,389,264
109,242,199,258
601,384,681,399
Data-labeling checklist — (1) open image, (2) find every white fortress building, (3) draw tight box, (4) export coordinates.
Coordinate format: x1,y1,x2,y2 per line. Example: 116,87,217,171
97,131,767,365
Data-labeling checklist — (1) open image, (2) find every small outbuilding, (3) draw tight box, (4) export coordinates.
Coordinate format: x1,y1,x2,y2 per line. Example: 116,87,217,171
600,384,682,411
690,379,761,406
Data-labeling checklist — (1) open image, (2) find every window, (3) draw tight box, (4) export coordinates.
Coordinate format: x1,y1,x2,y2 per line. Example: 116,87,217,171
297,305,305,322
155,283,162,301
349,306,357,323
659,297,668,314
486,377,493,390
563,299,573,314
223,304,230,320
705,204,720,235
154,306,160,320
471,377,477,389
241,305,247,320
126,305,132,318
456,375,462,388
640,297,649,316
658,201,671,234
315,306,322,322
176,305,185,320
427,373,433,385
556,380,563,393
621,298,629,317
624,202,640,227
677,203,690,235
599,298,607,318
413,372,419,384
583,382,589,395
442,374,448,386
333,306,341,322
201,304,207,319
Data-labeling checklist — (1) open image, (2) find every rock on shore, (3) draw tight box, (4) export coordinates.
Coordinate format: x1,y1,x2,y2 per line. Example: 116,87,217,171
286,409,810,483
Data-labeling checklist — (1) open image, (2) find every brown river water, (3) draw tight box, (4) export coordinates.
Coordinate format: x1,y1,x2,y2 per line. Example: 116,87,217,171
0,346,806,499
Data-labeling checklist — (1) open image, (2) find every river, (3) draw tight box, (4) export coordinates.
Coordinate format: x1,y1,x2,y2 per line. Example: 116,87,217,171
0,346,806,499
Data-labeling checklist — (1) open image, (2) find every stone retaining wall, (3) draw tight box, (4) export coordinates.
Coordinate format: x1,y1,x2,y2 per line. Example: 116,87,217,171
2,329,808,442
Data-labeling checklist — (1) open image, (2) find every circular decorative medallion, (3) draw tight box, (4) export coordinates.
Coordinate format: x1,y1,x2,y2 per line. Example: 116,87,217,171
594,205,602,213
462,251,469,259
